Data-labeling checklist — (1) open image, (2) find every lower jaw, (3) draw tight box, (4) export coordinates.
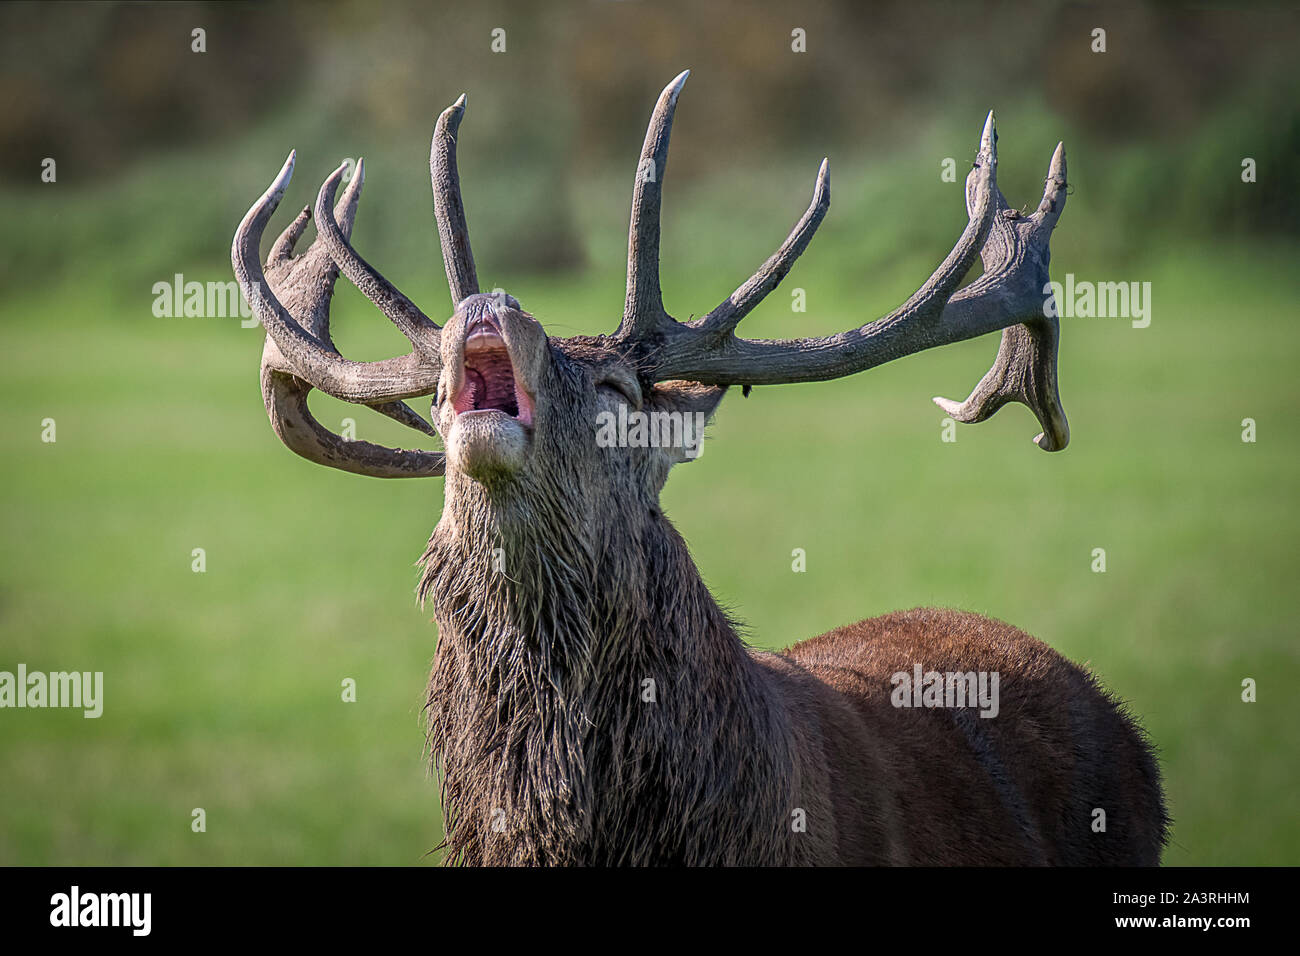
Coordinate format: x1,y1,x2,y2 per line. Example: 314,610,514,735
448,412,530,479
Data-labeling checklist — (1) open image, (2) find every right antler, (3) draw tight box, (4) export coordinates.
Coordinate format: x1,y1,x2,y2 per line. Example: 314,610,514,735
232,98,484,477
611,74,1070,451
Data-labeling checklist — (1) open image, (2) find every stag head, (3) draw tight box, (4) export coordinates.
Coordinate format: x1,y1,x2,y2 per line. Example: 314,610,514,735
233,70,1069,561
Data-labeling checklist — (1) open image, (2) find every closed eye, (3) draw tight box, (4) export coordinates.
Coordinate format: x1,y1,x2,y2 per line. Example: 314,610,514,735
597,374,643,409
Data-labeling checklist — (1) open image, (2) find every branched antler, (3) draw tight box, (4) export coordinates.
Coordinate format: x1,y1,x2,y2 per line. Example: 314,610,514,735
610,73,1070,450
234,153,446,477
231,91,490,476
930,143,1069,450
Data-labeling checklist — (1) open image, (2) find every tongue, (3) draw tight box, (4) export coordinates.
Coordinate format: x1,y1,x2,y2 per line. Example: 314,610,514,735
465,367,487,407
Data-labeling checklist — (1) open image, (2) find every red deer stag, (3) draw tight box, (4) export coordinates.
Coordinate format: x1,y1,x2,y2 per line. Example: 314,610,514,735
233,72,1168,865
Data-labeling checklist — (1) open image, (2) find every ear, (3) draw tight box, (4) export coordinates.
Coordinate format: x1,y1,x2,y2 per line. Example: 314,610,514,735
648,382,727,464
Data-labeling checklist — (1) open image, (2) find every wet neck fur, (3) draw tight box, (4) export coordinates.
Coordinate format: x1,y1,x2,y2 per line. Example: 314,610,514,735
417,475,798,865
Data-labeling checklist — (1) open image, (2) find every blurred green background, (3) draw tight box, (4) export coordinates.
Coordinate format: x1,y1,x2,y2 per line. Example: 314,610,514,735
1,0,1297,865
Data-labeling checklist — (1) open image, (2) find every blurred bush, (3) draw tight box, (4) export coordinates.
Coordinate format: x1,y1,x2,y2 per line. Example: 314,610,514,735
0,0,1296,299
0,2,304,181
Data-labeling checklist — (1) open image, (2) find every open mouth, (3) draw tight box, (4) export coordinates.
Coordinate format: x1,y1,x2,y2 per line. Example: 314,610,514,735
452,321,534,425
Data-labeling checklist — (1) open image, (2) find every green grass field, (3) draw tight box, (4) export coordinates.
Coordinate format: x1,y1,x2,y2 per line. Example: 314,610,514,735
1,132,1297,865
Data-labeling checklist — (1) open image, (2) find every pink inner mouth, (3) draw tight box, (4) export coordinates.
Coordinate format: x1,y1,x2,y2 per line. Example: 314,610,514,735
453,330,534,425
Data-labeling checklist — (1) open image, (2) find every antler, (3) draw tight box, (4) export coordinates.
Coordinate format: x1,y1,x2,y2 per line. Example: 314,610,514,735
930,143,1069,450
234,93,486,476
431,94,480,307
612,74,1070,451
233,153,446,477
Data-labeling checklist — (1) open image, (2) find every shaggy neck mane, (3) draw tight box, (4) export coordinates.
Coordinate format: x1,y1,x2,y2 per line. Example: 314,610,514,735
417,475,798,865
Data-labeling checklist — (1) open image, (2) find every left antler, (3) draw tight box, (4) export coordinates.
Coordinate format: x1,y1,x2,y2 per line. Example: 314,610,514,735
611,74,1069,451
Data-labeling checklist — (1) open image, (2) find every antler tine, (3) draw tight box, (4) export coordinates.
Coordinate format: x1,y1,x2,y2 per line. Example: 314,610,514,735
616,69,691,341
261,368,445,478
694,158,831,340
933,141,1070,451
431,94,480,308
314,159,441,351
268,205,311,269
1033,141,1068,236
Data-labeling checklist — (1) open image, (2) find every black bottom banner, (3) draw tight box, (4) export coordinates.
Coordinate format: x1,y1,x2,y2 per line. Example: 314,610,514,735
0,865,1280,942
